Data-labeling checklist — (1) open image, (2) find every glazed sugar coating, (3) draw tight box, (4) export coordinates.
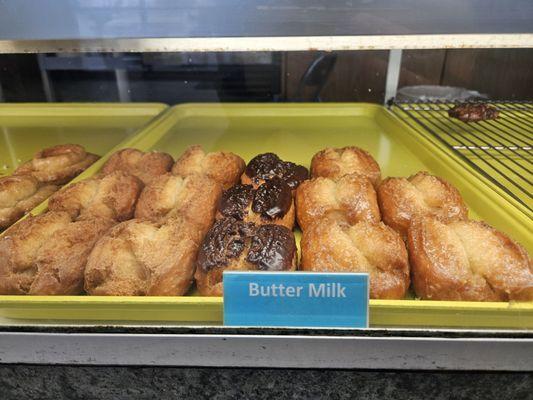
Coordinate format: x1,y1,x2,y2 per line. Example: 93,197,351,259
134,173,222,235
295,173,380,231
408,217,532,301
172,145,245,189
0,211,112,295
300,213,410,299
48,171,143,222
310,146,381,187
448,103,499,122
216,178,295,229
241,153,309,190
101,148,174,185
195,217,297,296
377,171,468,239
84,218,203,296
0,175,58,230
14,144,99,185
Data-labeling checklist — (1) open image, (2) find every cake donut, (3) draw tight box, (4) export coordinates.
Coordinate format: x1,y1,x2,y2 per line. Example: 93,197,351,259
14,144,99,185
300,212,410,299
408,217,532,301
0,211,112,295
310,146,381,187
195,217,297,296
295,173,380,231
0,175,58,230
101,148,174,185
172,145,245,189
134,173,222,235
84,217,203,296
48,171,143,222
377,171,468,239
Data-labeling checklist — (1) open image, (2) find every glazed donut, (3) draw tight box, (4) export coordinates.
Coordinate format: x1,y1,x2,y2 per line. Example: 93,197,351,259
300,213,410,299
195,217,297,296
377,171,468,239
310,146,381,187
134,173,222,235
408,217,532,301
0,175,57,230
172,145,245,189
295,173,380,231
101,148,174,185
14,144,99,185
84,217,203,296
241,153,309,190
216,178,295,229
0,211,112,295
48,170,143,222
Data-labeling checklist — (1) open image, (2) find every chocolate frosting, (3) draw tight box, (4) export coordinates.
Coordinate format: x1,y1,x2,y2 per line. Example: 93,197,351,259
218,184,254,220
252,178,292,220
198,218,296,272
197,217,253,272
218,178,292,221
245,153,309,189
246,225,296,271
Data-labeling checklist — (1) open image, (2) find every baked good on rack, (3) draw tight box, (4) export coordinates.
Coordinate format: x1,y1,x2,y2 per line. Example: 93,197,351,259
448,103,499,122
84,217,203,296
295,174,380,231
0,211,112,295
241,153,309,190
300,213,410,299
0,175,58,230
377,171,468,239
100,148,174,185
408,217,532,301
172,145,245,189
48,171,143,222
216,178,295,229
310,146,381,187
14,144,99,185
195,217,297,296
134,173,222,235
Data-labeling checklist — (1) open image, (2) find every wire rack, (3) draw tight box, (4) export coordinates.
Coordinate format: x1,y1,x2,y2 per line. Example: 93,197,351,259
391,100,533,214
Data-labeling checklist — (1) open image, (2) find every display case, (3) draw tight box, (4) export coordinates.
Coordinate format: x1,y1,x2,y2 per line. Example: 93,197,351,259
0,1,532,398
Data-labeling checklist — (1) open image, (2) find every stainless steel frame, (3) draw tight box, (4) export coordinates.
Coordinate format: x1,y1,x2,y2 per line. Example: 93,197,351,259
1,329,531,370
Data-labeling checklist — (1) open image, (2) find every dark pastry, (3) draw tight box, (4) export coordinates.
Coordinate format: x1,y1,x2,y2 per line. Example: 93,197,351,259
217,178,295,229
195,217,297,296
241,153,308,190
448,103,499,122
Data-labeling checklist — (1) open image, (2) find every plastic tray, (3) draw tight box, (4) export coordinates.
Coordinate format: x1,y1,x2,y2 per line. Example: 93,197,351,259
1,103,531,329
0,103,167,177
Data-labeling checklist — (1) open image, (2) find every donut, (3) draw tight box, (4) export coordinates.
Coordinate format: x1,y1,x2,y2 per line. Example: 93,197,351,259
377,171,468,239
408,217,532,301
310,146,381,187
195,217,297,296
300,212,410,299
172,145,245,189
295,173,380,231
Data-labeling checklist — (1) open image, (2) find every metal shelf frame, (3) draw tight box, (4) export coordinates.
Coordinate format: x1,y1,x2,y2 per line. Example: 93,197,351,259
1,326,532,370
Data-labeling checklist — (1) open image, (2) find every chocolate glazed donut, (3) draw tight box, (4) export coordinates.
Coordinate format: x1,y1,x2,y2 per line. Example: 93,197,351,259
242,153,309,190
195,217,297,296
217,177,295,229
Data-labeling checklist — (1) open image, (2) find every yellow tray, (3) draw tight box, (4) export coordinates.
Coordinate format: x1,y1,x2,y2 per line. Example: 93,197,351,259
0,103,167,178
1,103,531,329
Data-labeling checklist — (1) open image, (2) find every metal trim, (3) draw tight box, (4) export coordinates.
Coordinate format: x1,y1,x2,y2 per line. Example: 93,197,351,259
0,34,532,53
0,332,531,370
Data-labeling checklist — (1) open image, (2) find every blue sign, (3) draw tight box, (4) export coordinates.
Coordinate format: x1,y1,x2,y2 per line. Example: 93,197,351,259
223,272,369,328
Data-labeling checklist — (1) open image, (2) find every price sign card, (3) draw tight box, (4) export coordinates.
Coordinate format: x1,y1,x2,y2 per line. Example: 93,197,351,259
223,272,369,328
